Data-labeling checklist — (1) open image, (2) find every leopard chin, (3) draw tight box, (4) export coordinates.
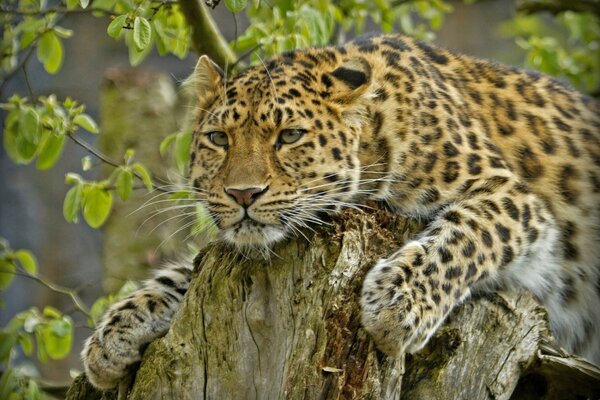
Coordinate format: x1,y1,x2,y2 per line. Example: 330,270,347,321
221,219,286,248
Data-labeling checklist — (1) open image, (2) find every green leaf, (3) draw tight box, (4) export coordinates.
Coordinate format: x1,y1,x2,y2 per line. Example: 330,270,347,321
37,31,64,74
116,168,134,200
36,317,73,361
107,15,127,39
80,0,90,8
25,379,41,400
19,333,34,356
133,162,153,191
73,113,99,133
127,30,153,66
36,133,66,170
0,332,16,362
88,296,110,327
159,133,177,156
19,107,40,144
35,328,48,363
152,19,168,56
124,148,134,164
42,306,61,319
224,0,247,13
16,133,38,163
83,186,113,228
0,368,17,400
117,280,140,297
41,317,73,360
66,0,79,9
63,184,83,223
133,17,152,51
0,260,16,291
3,112,23,163
174,131,193,175
14,250,37,275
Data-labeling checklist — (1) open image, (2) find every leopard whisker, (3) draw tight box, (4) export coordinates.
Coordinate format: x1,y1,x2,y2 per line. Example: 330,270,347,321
256,53,278,105
298,177,390,192
146,210,199,236
137,204,197,229
154,217,201,254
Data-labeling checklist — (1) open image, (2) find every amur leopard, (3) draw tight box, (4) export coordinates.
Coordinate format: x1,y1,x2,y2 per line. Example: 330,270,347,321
83,34,600,389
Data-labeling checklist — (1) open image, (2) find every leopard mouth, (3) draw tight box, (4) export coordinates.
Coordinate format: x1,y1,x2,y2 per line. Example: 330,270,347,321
221,219,286,247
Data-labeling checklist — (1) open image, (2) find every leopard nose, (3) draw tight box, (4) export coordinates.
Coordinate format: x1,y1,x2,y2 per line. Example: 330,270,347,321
225,186,268,207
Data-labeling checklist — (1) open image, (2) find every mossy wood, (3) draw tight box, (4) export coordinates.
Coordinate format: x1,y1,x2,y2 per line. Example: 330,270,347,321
68,207,600,399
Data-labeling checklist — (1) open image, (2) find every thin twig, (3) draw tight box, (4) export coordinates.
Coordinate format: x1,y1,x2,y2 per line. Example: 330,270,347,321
0,46,36,97
22,63,34,99
68,133,169,192
68,133,121,168
230,43,262,71
14,269,92,319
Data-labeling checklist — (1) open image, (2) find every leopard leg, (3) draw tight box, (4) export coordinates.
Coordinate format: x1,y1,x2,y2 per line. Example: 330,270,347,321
82,261,193,390
361,177,557,356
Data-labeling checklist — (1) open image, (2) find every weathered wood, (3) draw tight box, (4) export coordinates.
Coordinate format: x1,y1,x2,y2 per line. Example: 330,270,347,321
68,207,600,399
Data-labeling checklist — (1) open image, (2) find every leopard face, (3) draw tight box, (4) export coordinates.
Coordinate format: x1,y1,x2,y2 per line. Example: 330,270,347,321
189,55,373,249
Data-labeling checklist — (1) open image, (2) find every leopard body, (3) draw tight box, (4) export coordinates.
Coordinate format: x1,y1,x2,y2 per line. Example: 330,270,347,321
83,34,600,389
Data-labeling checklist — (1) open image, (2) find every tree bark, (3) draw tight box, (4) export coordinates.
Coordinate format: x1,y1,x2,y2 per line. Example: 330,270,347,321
68,206,600,399
178,0,237,69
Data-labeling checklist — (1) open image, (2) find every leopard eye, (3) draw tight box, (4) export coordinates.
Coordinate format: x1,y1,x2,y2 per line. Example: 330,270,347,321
278,129,306,146
206,131,228,147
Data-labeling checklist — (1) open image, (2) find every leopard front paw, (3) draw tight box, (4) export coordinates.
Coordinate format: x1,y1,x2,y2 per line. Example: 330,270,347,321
81,292,174,390
360,241,449,356
82,330,144,390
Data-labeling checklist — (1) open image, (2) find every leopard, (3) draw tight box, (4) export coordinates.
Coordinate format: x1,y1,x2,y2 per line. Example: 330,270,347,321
82,33,600,390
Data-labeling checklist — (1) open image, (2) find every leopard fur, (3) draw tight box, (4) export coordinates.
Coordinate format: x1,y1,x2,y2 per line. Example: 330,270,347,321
82,34,600,389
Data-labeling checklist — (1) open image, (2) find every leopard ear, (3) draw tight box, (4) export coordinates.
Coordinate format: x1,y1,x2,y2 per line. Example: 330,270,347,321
193,55,224,98
325,57,372,103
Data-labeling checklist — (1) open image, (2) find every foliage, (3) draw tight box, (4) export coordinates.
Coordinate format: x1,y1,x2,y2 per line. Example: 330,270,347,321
502,11,600,93
0,238,139,399
2,95,96,169
1,239,71,400
230,0,453,62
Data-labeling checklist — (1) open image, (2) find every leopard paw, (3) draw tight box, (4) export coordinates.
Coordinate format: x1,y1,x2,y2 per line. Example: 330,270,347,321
82,291,175,389
360,241,454,356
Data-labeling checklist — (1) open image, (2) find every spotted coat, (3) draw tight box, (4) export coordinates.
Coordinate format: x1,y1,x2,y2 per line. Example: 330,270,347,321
83,34,600,389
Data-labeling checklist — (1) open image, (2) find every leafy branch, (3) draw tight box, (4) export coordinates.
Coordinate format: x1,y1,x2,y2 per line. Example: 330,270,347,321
68,133,168,193
516,0,600,18
0,5,119,16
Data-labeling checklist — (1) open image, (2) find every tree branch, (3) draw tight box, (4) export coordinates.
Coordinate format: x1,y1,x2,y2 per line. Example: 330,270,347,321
177,0,236,69
516,0,600,17
0,5,118,16
14,268,92,319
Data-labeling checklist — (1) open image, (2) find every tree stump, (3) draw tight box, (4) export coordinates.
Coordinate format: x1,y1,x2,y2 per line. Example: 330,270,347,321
67,207,600,399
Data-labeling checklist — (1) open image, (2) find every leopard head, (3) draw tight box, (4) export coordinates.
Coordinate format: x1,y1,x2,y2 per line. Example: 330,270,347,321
188,53,374,250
